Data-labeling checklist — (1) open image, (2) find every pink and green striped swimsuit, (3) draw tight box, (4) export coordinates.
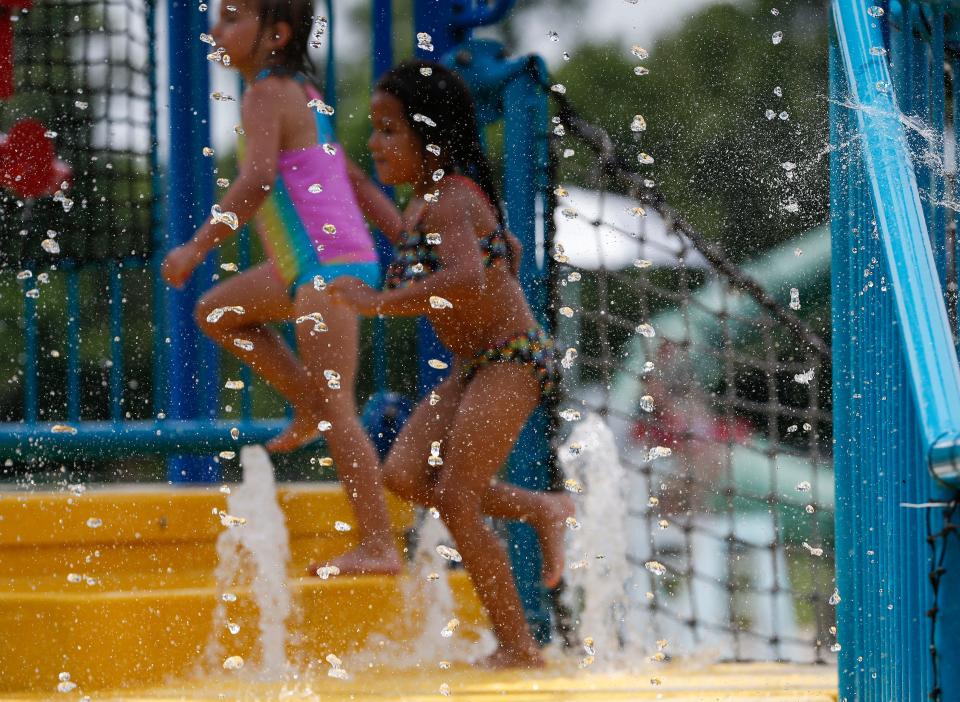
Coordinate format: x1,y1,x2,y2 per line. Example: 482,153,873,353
252,69,379,293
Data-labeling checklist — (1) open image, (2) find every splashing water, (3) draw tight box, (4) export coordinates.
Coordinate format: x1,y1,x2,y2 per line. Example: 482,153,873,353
207,445,292,677
352,515,495,668
558,413,635,669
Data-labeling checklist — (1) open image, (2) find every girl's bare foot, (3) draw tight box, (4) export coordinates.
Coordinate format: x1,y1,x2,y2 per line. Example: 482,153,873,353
266,410,323,453
534,492,575,590
308,543,402,577
479,645,544,670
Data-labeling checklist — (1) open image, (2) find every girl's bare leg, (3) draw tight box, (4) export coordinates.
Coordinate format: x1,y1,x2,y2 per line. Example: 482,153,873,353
432,363,548,669
194,263,311,420
384,371,572,589
293,283,400,574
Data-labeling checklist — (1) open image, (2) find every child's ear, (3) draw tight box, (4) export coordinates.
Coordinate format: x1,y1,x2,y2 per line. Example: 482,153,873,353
269,21,292,51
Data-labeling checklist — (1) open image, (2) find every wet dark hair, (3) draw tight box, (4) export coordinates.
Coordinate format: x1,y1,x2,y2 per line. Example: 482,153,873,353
375,59,504,224
252,0,317,76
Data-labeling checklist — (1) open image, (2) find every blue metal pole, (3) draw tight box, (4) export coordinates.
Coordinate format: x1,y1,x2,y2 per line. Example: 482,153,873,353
165,0,219,482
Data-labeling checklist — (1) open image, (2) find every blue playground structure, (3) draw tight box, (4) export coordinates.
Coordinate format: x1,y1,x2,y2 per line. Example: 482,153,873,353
3,0,960,697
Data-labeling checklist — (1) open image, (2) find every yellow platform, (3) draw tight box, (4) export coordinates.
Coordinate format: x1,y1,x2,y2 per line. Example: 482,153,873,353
0,486,837,701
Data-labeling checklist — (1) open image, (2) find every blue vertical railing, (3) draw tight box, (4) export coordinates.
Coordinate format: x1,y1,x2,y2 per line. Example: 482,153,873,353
831,1,960,700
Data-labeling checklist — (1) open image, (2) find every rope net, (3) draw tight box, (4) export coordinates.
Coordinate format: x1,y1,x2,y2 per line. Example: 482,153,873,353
546,92,834,663
0,0,156,265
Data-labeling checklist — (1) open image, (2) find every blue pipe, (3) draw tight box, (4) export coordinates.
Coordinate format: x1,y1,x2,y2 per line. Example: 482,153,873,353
832,0,960,480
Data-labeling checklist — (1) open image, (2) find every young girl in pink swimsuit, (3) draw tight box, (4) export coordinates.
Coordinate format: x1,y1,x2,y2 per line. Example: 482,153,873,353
329,60,574,668
161,0,401,575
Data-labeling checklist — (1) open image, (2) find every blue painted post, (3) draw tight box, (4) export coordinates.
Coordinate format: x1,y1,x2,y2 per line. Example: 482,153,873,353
165,0,219,482
501,54,552,643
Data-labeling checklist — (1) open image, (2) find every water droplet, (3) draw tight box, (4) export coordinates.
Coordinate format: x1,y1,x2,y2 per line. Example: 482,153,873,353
316,564,340,579
420,67,433,76
553,123,566,136
227,622,240,635
211,204,239,230
645,560,667,576
416,31,434,51
639,395,654,412
870,46,888,57
75,100,88,110
233,338,254,351
779,110,790,120
765,109,776,120
796,480,812,492
630,45,649,60
230,427,240,440
802,541,824,557
829,588,841,605
205,305,245,324
562,51,571,60
637,152,655,165
322,143,337,156
440,617,460,637
559,306,575,318
322,370,341,390
578,655,595,668
221,592,237,602
830,642,841,652
313,275,327,291
224,379,244,390
563,478,583,494
425,232,442,245
219,451,235,460
426,143,441,156
636,323,655,337
308,183,323,194
647,446,672,461
86,517,102,528
323,223,337,235
429,391,441,406
16,270,32,280
772,30,783,45
630,114,647,132
307,98,335,115
439,683,452,696
561,348,578,369
328,667,349,680
875,81,889,93
570,559,588,570
24,288,40,299
428,359,448,370
296,312,328,333
559,408,581,422
547,30,559,42
563,148,575,158
789,287,801,310
413,113,437,127
634,66,649,76
867,5,884,17
424,191,440,203
57,681,77,693
52,424,77,435
218,510,247,528
561,207,578,220
551,83,567,94
773,85,783,98
794,368,814,384
41,238,60,255
436,544,462,562
565,516,581,530
66,573,83,583
222,655,244,670
428,440,443,467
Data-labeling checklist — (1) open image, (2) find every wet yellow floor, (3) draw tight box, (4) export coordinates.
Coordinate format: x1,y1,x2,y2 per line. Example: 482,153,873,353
0,662,837,701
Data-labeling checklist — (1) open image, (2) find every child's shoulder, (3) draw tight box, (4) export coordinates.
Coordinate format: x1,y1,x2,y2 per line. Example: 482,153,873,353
423,175,497,229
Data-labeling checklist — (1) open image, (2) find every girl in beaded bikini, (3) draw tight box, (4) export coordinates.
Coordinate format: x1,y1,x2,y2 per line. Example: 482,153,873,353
328,60,574,669
161,0,402,575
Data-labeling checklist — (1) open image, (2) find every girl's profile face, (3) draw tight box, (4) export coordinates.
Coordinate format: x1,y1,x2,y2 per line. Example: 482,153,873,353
368,91,426,187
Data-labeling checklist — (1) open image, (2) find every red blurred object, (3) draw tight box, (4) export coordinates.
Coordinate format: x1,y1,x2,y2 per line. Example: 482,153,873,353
0,118,71,198
0,0,31,99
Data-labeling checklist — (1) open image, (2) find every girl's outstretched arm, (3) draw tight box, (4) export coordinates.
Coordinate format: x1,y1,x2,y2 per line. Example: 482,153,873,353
330,185,487,316
345,158,404,243
162,81,282,288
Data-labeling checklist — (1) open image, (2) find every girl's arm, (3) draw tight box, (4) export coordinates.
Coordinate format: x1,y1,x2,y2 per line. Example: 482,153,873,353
162,82,282,288
345,158,404,243
330,186,487,317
